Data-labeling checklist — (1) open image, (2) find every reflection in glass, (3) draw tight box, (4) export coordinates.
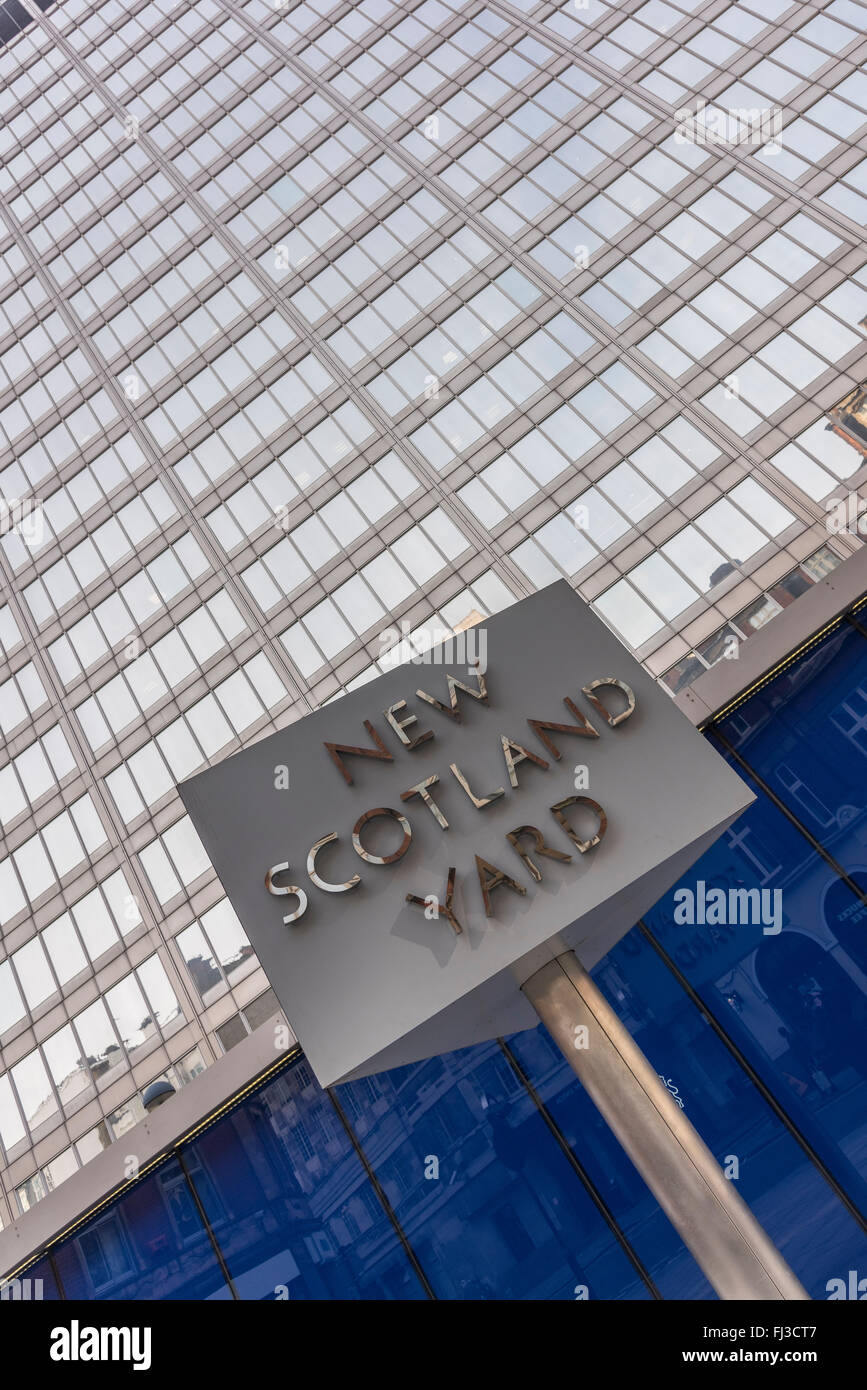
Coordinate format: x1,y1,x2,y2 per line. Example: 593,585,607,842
105,976,152,1057
199,900,255,984
177,923,224,1004
42,913,88,985
11,1051,57,1133
137,957,182,1032
0,1073,26,1154
55,1160,232,1300
342,1043,652,1300
185,1065,426,1300
43,1024,92,1110
73,999,124,1084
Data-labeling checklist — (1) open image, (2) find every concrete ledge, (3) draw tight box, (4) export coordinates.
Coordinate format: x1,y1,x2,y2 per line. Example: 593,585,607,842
0,1013,294,1282
674,545,867,727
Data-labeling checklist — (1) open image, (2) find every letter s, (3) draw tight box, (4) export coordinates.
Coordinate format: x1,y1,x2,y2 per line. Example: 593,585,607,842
265,862,308,923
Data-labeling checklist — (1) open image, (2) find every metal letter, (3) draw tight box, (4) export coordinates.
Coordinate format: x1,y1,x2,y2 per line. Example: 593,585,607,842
416,662,488,722
582,678,636,728
449,762,504,809
407,866,463,935
506,825,572,883
401,775,449,829
324,719,393,785
265,862,309,923
550,795,607,853
527,697,600,758
352,807,413,865
475,854,527,917
500,735,549,788
306,832,361,893
384,699,434,750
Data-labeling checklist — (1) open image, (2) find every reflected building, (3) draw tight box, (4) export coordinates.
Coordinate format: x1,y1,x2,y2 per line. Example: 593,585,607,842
827,384,867,461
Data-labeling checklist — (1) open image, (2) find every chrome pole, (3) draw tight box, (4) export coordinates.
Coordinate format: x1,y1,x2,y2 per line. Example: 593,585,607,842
521,951,809,1301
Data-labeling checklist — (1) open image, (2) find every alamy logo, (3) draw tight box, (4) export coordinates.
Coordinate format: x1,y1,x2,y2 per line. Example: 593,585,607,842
674,100,782,152
50,1321,152,1371
379,619,488,673
673,881,782,935
825,493,867,535
826,1271,867,1299
0,1277,42,1299
0,498,43,547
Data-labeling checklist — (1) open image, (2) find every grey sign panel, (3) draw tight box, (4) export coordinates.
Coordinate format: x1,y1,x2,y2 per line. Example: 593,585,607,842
179,581,753,1086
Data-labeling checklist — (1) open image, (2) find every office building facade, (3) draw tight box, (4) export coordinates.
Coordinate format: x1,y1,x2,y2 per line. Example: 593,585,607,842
1,0,867,1298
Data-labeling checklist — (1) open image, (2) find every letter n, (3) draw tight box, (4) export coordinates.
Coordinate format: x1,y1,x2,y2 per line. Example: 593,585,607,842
416,666,488,722
527,697,599,758
324,720,393,785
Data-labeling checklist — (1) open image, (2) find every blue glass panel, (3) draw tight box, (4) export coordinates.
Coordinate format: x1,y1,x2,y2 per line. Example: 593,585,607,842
716,622,867,885
184,1060,426,1300
342,1040,653,1299
592,932,867,1299
51,1157,232,1299
634,756,867,1291
506,1012,713,1299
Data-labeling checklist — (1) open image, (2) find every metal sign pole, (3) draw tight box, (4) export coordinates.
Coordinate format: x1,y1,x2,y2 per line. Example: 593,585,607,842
521,951,809,1301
